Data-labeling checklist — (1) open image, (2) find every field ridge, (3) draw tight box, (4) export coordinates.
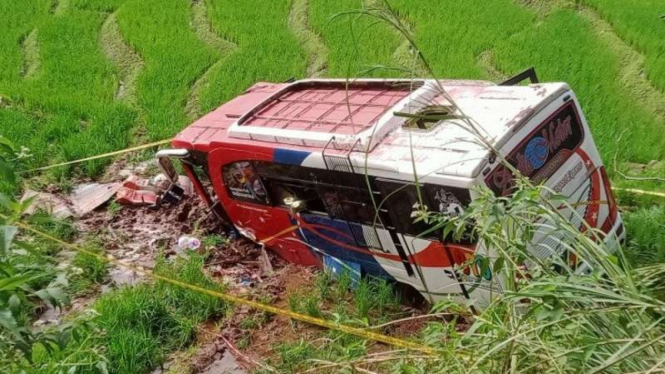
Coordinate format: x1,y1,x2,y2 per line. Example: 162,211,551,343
289,0,328,77
52,0,69,15
476,50,507,82
366,0,427,75
20,29,40,79
100,11,144,105
578,5,665,121
185,0,236,120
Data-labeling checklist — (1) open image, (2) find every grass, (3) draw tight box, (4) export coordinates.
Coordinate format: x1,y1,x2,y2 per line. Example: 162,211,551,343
21,253,225,374
0,0,662,191
623,206,665,265
389,0,534,79
67,240,109,297
289,270,401,326
70,254,225,374
309,0,403,77
198,0,306,113
116,0,219,141
492,7,665,165
580,0,665,93
1,1,664,371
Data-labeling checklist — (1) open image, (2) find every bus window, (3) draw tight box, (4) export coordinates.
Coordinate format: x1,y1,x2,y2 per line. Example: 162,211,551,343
318,186,376,225
377,180,474,243
423,184,474,244
376,181,430,237
222,161,270,205
263,178,327,213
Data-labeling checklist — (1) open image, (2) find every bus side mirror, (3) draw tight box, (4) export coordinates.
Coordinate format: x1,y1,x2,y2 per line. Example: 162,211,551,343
155,149,190,183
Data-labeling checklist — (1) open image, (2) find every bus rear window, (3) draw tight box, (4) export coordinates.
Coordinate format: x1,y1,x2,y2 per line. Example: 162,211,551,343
486,101,585,196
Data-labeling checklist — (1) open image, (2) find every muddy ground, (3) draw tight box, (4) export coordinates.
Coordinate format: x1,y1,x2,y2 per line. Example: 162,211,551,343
33,159,445,373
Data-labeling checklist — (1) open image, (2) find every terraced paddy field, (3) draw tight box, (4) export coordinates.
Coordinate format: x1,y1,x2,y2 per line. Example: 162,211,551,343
2,2,665,373
1,0,663,181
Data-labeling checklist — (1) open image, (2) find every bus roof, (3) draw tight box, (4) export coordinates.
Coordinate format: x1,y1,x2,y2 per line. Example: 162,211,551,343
173,79,569,179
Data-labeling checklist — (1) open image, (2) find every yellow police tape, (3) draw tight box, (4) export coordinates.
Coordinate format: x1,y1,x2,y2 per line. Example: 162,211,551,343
612,187,665,198
22,139,172,173
2,214,437,355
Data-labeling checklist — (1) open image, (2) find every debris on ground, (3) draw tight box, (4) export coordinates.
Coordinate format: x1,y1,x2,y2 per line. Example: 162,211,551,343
123,175,162,193
70,182,121,216
20,190,75,219
26,157,438,373
115,186,159,206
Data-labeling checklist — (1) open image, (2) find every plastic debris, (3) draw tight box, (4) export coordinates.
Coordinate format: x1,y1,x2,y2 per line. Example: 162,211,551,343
177,235,201,250
115,187,159,206
123,175,161,193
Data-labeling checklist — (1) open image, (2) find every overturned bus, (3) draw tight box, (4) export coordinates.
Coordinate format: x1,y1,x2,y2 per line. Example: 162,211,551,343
157,76,623,306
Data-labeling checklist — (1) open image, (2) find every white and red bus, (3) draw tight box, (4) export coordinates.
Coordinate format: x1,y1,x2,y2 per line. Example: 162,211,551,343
157,77,623,306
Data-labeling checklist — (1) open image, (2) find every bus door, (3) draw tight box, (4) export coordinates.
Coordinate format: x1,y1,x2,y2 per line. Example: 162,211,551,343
375,180,471,301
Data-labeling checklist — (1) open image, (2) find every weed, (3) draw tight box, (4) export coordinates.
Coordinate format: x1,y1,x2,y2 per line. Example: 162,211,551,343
287,292,302,312
276,339,316,373
303,294,322,318
239,314,260,330
353,279,372,319
333,269,352,301
236,334,251,350
154,254,227,322
314,269,334,301
89,254,226,374
288,290,322,319
201,234,227,250
372,278,400,311
68,239,108,296
624,206,665,265
107,200,122,217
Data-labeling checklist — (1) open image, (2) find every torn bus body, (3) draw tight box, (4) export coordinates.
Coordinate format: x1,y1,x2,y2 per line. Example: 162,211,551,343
159,78,623,307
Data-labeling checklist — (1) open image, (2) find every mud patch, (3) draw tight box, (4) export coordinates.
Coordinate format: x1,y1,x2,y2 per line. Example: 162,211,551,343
199,352,245,374
75,192,224,294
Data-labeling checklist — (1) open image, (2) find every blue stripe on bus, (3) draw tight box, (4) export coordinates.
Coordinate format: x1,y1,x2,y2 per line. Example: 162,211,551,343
273,148,310,165
298,214,396,281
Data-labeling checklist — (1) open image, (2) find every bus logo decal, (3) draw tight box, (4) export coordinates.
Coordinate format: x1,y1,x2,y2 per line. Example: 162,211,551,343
486,101,584,196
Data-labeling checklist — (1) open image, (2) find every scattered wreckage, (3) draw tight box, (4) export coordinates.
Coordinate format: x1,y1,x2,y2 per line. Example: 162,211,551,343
154,75,624,307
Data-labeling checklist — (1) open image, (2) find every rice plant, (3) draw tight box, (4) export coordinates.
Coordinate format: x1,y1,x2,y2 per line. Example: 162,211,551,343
581,0,665,92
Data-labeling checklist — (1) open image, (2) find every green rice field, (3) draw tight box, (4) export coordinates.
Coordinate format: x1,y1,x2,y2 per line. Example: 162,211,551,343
0,0,663,182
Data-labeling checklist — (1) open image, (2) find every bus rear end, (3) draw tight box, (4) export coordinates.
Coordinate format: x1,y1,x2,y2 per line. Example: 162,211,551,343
483,87,623,274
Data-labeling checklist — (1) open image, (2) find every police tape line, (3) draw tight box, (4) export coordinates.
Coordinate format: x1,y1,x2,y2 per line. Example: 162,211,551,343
1,214,438,356
21,139,172,173
612,187,665,198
